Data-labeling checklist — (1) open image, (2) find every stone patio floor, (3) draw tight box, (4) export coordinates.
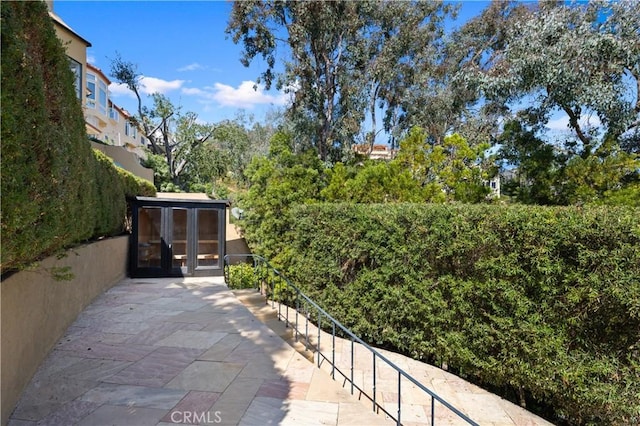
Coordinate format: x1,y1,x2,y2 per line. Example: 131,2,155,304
8,276,554,426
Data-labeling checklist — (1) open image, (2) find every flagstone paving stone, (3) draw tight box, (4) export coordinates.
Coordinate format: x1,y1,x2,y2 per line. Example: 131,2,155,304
9,276,553,425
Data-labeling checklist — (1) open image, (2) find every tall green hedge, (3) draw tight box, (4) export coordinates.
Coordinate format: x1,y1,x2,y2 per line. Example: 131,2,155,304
279,203,639,425
1,1,155,274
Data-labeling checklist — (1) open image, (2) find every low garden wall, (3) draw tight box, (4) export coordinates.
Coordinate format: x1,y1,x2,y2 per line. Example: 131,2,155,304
1,236,128,424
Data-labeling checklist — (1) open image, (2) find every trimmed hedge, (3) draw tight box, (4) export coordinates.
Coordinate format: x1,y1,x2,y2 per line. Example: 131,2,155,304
1,1,155,274
279,203,639,425
91,150,156,237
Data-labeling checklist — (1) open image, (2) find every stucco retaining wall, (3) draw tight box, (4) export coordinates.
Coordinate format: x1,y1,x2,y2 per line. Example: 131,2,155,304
1,236,128,424
91,141,154,183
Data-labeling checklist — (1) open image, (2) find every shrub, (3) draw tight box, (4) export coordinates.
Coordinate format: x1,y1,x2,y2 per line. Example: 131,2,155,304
226,263,259,289
1,2,155,274
278,203,640,425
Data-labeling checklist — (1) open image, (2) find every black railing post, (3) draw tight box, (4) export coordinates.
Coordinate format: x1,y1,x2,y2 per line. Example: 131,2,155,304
295,288,299,341
397,371,402,426
373,353,377,413
350,337,355,395
431,395,435,426
317,308,322,368
305,302,310,352
332,322,336,380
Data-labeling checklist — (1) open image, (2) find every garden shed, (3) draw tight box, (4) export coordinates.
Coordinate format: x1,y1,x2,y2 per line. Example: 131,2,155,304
129,195,228,277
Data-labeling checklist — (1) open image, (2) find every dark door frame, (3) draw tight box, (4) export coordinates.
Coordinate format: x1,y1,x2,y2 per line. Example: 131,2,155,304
129,197,228,278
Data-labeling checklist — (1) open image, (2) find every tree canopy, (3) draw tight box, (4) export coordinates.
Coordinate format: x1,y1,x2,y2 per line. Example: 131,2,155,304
102,1,640,208
226,0,453,161
465,0,639,150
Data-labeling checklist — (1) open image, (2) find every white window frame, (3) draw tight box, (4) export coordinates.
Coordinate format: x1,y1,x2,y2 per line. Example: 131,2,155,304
98,80,108,116
109,106,119,121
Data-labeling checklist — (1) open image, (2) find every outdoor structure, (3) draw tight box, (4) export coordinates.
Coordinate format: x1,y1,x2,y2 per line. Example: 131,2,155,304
129,195,229,277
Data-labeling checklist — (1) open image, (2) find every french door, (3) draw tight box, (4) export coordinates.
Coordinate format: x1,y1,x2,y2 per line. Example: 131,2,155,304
133,205,223,277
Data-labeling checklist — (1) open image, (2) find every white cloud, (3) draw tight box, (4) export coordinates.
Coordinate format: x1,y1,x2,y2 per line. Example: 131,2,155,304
181,80,290,109
212,81,288,108
178,63,204,72
87,55,96,65
108,76,185,98
109,82,135,98
139,76,185,95
182,87,207,97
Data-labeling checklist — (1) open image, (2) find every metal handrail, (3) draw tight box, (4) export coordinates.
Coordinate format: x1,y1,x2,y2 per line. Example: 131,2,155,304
224,253,479,426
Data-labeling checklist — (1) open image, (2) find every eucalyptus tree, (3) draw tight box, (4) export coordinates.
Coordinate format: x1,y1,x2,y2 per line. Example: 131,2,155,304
444,0,640,205
342,1,454,150
435,1,530,147
471,0,640,153
227,1,357,161
226,0,452,161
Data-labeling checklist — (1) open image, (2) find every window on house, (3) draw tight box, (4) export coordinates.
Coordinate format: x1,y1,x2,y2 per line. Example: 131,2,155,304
69,58,82,99
109,106,118,121
86,73,96,109
125,121,137,138
98,81,107,116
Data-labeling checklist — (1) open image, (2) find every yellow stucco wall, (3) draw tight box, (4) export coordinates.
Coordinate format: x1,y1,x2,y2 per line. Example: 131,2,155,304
91,141,155,183
1,236,128,425
50,13,89,96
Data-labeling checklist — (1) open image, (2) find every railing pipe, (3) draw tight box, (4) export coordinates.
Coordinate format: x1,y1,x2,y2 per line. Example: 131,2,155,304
296,289,301,341
305,302,310,351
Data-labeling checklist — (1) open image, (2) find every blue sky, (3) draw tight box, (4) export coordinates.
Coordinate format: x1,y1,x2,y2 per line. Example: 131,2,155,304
53,0,501,127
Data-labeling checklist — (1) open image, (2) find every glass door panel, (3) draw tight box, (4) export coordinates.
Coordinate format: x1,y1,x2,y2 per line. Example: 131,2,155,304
137,207,162,268
196,209,219,268
171,208,189,270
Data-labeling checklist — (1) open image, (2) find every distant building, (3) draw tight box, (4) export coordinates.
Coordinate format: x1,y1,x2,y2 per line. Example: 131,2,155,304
84,63,149,158
484,176,501,199
48,3,152,183
353,144,397,161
